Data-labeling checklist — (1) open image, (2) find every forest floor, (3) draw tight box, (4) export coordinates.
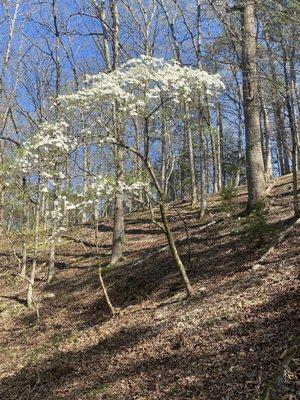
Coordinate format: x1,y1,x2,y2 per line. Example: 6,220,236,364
0,174,299,400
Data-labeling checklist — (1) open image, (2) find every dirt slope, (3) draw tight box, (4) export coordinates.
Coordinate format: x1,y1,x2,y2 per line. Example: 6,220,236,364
0,175,299,400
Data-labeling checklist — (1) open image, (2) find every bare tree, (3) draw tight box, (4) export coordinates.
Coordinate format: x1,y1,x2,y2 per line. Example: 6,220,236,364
231,1,266,210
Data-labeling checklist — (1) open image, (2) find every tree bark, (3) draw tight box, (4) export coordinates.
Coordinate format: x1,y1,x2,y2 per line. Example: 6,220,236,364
282,52,300,217
109,0,125,267
199,106,207,218
240,1,266,210
185,102,198,206
264,28,290,175
27,183,41,308
216,102,223,191
258,81,273,181
159,202,195,298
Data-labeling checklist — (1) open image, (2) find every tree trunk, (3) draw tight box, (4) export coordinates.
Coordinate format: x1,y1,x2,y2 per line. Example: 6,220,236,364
216,102,223,191
159,202,195,298
282,53,300,217
109,0,125,267
258,82,273,181
273,105,290,175
27,184,41,308
199,106,207,218
82,130,90,223
241,1,266,210
47,239,56,283
0,186,4,233
264,28,290,175
20,241,27,278
185,102,198,206
110,178,124,266
98,267,116,315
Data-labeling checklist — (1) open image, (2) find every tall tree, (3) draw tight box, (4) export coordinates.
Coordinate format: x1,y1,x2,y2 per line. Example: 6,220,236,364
233,0,266,210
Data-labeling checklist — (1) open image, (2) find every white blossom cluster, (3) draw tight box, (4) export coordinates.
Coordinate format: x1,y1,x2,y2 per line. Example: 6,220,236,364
119,179,149,194
17,121,76,175
48,176,116,224
82,174,149,205
59,56,224,118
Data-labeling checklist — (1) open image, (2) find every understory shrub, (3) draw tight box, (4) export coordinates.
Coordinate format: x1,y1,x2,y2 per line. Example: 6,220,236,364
243,200,276,247
220,184,238,213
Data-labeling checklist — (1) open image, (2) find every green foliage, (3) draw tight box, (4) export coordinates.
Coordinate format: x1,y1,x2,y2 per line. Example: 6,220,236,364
0,303,7,313
90,383,110,395
168,383,177,394
243,200,276,247
220,184,238,213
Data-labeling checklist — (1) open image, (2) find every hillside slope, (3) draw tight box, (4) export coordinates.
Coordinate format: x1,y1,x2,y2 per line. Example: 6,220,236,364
0,175,299,400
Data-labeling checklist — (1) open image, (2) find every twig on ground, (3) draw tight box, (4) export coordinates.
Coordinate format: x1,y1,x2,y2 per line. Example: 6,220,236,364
261,332,300,400
253,218,300,270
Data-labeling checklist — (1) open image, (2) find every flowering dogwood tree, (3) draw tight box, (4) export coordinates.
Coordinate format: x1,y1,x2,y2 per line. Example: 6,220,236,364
60,56,224,299
12,116,148,310
15,121,77,307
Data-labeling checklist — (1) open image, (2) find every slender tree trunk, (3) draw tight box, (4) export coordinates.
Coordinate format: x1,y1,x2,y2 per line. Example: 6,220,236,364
199,106,207,218
27,184,41,308
20,241,27,278
0,144,4,232
216,102,223,191
110,102,124,267
210,128,219,193
133,117,143,208
98,267,116,315
20,184,29,278
258,82,273,181
94,203,115,315
98,0,112,70
273,105,289,175
0,188,4,233
159,202,195,298
291,127,300,217
160,0,182,63
264,28,290,175
282,53,300,217
196,3,209,214
122,126,195,298
185,102,198,206
82,131,89,223
47,238,56,283
110,0,120,70
179,135,187,200
110,178,124,266
172,169,177,202
161,111,167,193
109,0,125,267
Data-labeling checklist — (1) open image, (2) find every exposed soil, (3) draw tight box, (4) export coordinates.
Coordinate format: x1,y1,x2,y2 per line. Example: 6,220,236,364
0,174,299,400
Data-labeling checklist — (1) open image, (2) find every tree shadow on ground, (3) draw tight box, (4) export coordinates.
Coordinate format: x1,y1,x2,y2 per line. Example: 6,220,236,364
0,289,298,400
29,211,298,335
0,295,27,306
42,216,275,330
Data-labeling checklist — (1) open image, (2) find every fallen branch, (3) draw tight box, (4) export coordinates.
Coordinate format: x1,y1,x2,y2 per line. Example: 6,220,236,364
261,332,300,400
253,218,300,270
73,232,88,253
266,179,276,196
